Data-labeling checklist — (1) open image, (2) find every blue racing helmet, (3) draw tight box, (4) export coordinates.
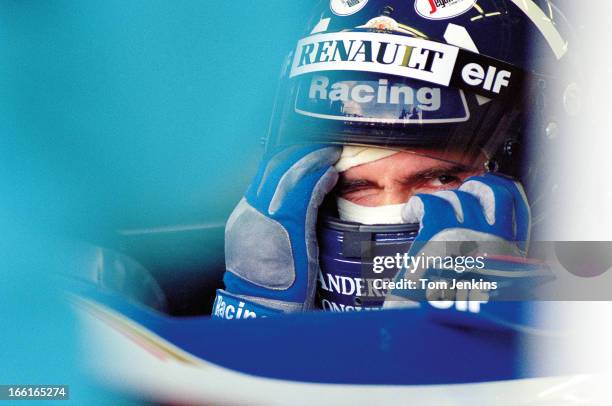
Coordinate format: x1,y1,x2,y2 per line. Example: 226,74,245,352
266,0,576,178
264,0,577,311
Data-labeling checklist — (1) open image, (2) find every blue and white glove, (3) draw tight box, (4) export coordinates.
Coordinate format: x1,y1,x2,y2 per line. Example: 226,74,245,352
406,173,530,251
383,173,532,308
212,145,341,319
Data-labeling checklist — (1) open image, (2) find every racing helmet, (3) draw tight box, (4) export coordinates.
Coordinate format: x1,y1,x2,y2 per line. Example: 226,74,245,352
267,0,575,177
264,0,576,310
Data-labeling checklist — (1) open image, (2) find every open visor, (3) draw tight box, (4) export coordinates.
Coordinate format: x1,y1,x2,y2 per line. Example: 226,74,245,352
267,31,538,171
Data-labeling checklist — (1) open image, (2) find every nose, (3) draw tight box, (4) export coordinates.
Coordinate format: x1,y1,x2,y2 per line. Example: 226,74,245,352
379,184,413,206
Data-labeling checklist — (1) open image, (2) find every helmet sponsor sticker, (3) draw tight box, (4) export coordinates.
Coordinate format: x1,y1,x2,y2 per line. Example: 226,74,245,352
290,32,459,86
330,0,369,16
290,32,524,99
294,74,470,124
414,0,477,20
449,49,523,99
363,15,399,31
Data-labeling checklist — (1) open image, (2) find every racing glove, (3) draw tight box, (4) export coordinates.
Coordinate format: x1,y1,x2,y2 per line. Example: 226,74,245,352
405,172,530,254
383,173,542,325
212,145,341,319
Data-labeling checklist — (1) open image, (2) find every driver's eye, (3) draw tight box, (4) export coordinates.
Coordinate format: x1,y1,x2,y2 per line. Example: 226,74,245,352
337,179,377,194
429,174,461,187
439,175,460,184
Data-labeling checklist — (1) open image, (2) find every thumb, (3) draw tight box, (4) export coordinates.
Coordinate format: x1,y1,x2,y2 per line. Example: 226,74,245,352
401,196,425,225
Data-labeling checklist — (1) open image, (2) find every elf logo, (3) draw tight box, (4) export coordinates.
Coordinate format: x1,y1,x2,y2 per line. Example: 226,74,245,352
427,285,490,313
461,62,512,94
415,0,477,20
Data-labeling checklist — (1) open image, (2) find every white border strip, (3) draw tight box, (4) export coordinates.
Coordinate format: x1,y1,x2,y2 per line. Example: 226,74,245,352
294,88,471,124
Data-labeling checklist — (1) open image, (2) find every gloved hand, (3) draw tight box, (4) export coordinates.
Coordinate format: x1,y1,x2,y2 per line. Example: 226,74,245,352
212,145,341,319
383,173,533,309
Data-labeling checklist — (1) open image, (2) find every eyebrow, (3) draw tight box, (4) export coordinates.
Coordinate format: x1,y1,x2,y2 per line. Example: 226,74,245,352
336,176,373,188
338,163,472,190
398,164,471,186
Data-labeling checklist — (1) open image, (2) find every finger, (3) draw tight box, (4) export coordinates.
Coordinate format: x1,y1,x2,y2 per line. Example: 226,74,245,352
459,176,513,228
402,194,463,238
482,173,531,246
242,144,340,212
460,173,531,249
246,144,305,200
460,177,495,225
401,195,425,224
442,189,519,242
268,146,341,214
430,190,465,223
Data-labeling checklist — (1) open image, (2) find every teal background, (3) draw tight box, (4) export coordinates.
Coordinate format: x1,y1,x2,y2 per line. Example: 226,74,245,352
0,1,310,402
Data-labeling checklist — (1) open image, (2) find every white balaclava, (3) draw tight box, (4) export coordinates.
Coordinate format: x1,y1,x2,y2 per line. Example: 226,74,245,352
334,146,409,225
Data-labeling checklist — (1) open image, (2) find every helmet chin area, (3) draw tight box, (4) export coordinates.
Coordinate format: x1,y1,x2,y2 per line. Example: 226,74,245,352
316,214,418,312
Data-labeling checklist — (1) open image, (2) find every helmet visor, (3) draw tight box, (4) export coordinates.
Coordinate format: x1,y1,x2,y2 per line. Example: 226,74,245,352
268,31,532,171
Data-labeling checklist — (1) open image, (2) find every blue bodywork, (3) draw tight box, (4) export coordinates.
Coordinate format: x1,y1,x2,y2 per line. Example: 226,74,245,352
77,278,575,385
